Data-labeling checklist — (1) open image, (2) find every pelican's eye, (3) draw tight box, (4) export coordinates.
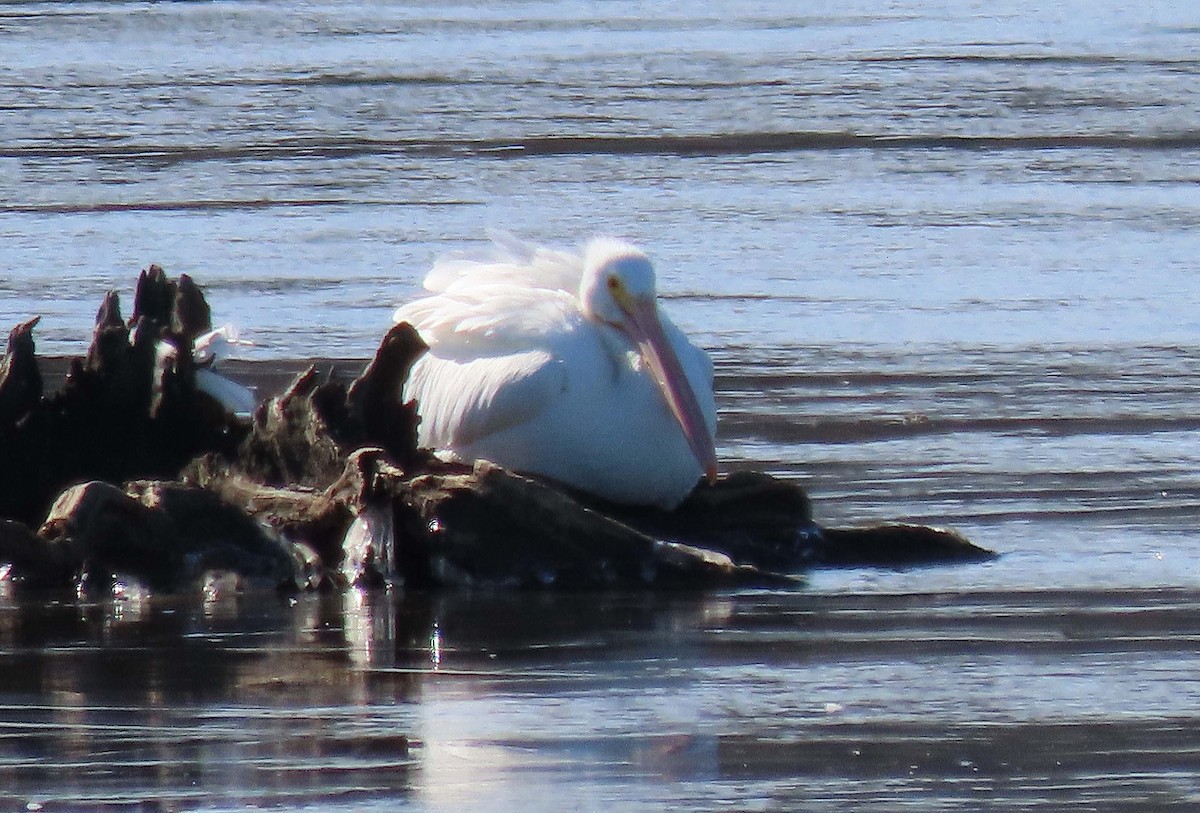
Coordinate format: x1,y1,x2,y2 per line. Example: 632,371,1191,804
607,275,620,292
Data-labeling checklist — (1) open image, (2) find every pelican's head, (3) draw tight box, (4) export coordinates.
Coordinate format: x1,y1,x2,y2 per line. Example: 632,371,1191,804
580,238,718,486
580,238,657,326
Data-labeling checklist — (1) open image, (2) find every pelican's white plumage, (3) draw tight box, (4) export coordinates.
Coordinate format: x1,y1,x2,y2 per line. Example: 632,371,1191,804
394,234,717,509
192,325,257,417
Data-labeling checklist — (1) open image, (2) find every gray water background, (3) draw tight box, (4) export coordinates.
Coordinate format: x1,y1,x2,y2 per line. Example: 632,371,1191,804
2,1,1199,809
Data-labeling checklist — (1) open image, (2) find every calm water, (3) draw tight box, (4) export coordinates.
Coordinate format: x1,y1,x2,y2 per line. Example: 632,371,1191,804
2,1,1200,809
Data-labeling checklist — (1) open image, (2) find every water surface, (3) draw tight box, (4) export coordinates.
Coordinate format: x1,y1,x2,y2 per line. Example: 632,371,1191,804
2,1,1199,809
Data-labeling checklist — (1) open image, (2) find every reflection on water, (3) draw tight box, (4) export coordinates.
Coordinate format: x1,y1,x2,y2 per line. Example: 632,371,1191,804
0,589,419,811
4,585,1200,810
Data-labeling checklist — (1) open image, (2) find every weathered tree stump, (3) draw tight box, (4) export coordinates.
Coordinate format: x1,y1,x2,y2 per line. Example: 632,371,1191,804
0,267,247,527
0,317,43,428
0,517,75,589
0,268,995,594
30,480,298,592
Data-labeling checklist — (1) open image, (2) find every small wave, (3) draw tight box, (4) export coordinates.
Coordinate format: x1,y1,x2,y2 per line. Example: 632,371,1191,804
0,198,476,215
723,413,1200,444
484,132,1200,156
859,53,1200,69
0,198,346,215
6,132,1198,163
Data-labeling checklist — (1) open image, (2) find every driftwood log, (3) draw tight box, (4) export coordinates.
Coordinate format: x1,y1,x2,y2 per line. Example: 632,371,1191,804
1,269,994,593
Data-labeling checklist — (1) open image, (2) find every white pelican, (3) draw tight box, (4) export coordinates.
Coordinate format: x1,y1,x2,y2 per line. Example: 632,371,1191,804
394,233,718,510
192,325,257,417
150,323,256,417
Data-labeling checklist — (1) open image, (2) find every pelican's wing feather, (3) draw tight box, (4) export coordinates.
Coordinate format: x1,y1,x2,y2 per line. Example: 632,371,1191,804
395,284,582,357
406,348,565,450
422,232,584,296
397,234,590,356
